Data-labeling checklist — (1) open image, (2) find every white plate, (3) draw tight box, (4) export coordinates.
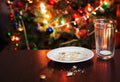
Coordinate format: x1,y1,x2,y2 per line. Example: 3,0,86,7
47,47,94,63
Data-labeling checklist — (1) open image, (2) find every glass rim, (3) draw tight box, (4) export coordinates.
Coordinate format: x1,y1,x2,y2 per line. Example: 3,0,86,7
93,18,117,24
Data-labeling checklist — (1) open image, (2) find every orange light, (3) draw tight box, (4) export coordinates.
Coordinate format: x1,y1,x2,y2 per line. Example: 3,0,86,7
18,27,24,31
11,36,16,41
15,36,20,41
11,36,20,42
85,4,94,13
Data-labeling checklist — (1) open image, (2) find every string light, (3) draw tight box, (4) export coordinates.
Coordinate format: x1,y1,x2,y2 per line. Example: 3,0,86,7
11,36,20,42
92,12,97,16
85,4,94,14
27,0,33,4
16,43,19,46
45,14,50,19
99,7,105,12
36,0,112,34
11,36,16,41
7,32,11,37
43,19,48,24
6,0,11,4
40,2,47,13
102,1,110,8
66,23,70,28
6,0,114,49
59,18,65,25
103,1,109,5
17,27,24,31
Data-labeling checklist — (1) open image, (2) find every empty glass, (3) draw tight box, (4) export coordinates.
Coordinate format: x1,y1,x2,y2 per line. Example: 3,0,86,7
94,18,116,60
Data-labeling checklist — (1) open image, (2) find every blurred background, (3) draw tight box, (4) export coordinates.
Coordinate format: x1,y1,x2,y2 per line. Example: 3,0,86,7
0,0,120,51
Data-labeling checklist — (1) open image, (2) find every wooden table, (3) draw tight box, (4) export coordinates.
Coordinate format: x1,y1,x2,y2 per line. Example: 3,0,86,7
0,49,120,82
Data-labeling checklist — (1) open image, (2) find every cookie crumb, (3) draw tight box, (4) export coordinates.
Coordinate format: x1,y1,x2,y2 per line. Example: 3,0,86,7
66,72,73,77
73,65,77,69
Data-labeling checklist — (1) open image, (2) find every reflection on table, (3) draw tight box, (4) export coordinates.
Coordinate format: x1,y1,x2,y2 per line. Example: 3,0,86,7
0,49,120,82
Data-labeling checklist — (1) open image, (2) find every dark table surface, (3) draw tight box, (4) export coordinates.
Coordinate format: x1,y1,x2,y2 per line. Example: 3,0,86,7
0,49,120,82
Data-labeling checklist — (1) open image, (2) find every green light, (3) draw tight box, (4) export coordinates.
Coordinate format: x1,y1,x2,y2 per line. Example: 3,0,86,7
33,47,38,50
59,18,65,25
102,1,110,8
104,1,108,5
92,12,97,16
99,7,104,11
7,32,11,36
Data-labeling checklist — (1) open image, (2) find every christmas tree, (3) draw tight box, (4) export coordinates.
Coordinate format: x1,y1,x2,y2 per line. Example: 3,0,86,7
5,0,117,50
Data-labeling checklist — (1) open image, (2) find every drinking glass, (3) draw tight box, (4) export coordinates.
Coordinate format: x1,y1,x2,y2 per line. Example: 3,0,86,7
94,18,116,60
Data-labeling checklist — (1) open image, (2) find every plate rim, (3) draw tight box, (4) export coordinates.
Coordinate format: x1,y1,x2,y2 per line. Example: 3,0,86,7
47,46,94,63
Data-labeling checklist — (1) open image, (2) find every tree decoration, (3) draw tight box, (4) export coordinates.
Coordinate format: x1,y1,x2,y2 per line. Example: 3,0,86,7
17,24,24,32
14,22,19,29
102,1,110,9
27,0,33,4
65,0,73,4
46,27,53,34
71,22,78,27
98,7,105,13
9,13,14,21
6,0,14,5
7,32,12,37
72,13,80,21
16,1,23,8
15,12,21,17
5,0,117,50
11,35,21,42
76,29,89,39
48,0,56,5
116,4,120,17
84,4,94,14
77,9,84,16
